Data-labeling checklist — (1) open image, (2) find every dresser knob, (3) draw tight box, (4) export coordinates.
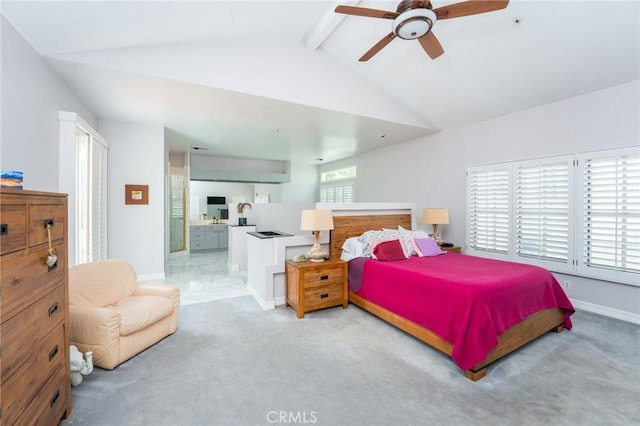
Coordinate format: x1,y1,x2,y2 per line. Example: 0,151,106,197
320,275,329,280
50,389,60,407
320,293,329,298
48,303,59,316
49,345,59,362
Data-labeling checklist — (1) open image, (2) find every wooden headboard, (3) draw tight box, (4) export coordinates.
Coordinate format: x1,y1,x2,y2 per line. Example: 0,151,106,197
330,214,412,259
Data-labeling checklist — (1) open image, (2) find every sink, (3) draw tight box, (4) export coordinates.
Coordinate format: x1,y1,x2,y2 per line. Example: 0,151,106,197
257,231,283,236
248,230,293,239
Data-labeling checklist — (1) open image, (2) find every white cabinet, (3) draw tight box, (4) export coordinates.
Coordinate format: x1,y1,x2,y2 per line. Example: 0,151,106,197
191,225,228,251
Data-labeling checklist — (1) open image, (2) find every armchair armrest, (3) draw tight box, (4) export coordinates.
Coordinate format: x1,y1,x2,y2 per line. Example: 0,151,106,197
69,304,121,369
134,284,181,334
135,284,180,308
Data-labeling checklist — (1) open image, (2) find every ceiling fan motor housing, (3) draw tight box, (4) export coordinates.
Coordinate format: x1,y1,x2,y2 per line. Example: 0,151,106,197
392,8,437,40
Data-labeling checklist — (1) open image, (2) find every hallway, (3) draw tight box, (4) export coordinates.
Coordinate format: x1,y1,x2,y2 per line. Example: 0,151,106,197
145,250,249,305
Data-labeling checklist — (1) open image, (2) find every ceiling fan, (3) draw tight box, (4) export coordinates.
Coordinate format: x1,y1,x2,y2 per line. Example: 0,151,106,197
335,0,509,61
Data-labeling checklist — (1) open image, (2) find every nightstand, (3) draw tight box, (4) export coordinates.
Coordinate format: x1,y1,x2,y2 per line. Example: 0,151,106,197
285,258,348,318
441,245,462,253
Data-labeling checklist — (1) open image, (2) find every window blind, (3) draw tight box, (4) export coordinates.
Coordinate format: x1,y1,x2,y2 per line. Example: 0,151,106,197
580,150,640,277
515,159,571,267
90,139,108,261
320,183,354,203
467,167,510,255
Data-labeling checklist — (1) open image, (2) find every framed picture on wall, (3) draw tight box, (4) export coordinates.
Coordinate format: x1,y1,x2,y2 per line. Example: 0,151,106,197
125,184,149,205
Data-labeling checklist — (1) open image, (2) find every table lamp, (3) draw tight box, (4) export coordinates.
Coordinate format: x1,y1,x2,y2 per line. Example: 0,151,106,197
300,209,334,262
422,208,449,245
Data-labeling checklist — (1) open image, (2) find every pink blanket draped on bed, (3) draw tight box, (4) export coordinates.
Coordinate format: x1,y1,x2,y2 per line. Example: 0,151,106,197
353,253,575,370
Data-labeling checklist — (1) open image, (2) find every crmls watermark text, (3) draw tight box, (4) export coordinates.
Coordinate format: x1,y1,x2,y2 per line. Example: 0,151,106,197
266,411,318,424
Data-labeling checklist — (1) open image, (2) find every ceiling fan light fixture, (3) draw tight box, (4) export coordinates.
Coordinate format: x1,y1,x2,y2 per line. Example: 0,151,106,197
392,8,437,40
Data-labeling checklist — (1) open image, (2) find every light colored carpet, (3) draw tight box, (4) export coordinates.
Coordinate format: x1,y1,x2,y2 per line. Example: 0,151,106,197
62,296,640,426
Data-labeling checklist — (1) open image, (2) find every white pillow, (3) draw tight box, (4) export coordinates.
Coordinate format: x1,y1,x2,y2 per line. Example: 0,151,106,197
340,237,366,261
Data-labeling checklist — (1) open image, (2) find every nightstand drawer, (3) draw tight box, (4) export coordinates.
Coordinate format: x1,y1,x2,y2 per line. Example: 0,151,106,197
302,267,344,288
304,283,345,308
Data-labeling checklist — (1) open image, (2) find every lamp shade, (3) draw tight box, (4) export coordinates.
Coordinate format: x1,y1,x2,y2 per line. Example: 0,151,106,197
422,208,449,225
300,210,334,231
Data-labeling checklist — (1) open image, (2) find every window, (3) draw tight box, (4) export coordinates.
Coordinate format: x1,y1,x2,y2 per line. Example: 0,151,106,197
76,125,108,264
320,166,356,203
515,157,573,272
466,147,638,285
466,165,511,257
577,148,640,283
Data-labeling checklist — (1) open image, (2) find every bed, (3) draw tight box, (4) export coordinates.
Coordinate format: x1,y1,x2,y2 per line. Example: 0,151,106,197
330,214,575,381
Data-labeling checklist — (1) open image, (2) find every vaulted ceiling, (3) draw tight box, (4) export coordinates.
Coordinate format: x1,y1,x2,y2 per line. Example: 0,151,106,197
2,1,638,164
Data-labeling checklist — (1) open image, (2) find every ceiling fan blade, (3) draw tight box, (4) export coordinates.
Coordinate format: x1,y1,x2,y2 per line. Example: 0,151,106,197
335,5,399,20
359,32,396,61
418,32,444,59
434,0,509,20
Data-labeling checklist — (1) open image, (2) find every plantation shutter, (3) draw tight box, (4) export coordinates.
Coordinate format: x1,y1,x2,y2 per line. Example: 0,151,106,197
90,138,108,261
466,166,511,257
515,157,572,271
578,148,640,282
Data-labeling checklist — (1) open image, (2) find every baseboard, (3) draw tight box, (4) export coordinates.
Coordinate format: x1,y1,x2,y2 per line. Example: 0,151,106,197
571,299,640,325
138,273,165,281
247,284,275,311
274,296,285,307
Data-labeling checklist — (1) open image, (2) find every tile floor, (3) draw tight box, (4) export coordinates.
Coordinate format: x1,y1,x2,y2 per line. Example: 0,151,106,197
143,250,250,305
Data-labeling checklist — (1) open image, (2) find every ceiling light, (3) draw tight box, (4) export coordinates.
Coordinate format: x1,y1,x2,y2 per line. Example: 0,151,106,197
392,8,437,40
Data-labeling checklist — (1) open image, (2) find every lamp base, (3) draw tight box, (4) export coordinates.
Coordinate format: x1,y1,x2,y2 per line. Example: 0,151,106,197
306,243,328,263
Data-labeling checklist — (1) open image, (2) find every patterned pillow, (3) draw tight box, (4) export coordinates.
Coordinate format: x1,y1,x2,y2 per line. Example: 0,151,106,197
411,237,446,257
371,239,408,261
398,226,430,256
358,229,401,257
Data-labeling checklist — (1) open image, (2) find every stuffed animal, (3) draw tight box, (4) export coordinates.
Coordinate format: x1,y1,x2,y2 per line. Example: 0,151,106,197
69,345,94,386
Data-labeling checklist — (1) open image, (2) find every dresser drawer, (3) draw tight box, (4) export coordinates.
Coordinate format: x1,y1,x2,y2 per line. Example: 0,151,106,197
29,204,65,248
0,204,27,255
1,285,65,380
190,231,205,241
15,364,68,426
1,241,66,319
2,326,66,424
302,266,345,288
304,283,345,309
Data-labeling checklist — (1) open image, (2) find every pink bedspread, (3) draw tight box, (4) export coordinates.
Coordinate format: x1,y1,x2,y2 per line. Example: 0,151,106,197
354,253,574,370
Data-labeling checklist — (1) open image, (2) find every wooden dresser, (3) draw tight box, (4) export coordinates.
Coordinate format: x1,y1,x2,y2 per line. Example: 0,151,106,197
0,189,71,425
285,258,348,318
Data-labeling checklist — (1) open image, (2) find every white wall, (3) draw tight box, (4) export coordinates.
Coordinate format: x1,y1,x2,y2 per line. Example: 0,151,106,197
280,161,318,203
321,80,640,318
0,17,97,191
100,119,165,278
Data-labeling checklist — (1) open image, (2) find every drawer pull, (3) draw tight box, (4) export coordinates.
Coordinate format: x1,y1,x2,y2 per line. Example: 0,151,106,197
50,389,60,407
49,345,59,361
320,293,329,298
320,275,329,280
0,223,7,235
43,218,55,228
48,302,59,316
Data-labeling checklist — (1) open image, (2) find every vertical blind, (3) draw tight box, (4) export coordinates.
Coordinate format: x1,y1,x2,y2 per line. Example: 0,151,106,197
581,151,640,275
515,160,570,264
467,167,510,255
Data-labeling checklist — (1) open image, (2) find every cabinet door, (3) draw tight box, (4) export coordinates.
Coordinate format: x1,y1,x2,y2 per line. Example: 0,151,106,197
205,228,219,249
218,228,229,249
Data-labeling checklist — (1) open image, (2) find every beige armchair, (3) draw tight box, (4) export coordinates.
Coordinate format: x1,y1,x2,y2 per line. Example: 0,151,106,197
69,259,180,370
